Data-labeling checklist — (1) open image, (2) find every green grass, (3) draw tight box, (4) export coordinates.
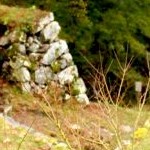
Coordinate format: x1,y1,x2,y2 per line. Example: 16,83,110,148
2,85,150,150
0,4,48,32
0,116,58,150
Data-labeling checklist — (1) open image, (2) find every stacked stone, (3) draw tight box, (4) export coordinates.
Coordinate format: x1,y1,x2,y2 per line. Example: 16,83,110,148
0,12,89,104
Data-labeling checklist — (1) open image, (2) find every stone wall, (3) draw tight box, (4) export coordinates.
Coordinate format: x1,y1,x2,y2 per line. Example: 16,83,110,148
0,12,89,104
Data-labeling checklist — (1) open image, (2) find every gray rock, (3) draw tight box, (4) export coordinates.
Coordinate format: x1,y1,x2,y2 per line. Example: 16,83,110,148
53,74,59,81
35,12,54,33
59,53,73,69
59,59,68,69
28,43,40,53
41,21,61,42
35,66,52,85
21,82,31,92
41,40,69,65
75,93,90,105
20,67,31,82
61,53,73,62
57,65,78,85
27,37,34,44
18,44,26,54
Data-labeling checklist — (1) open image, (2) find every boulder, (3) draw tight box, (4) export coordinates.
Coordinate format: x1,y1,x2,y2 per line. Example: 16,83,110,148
59,53,73,69
57,65,78,85
18,44,26,54
35,12,54,33
35,66,52,85
61,53,73,62
28,42,40,53
41,40,69,65
41,21,61,42
27,37,34,44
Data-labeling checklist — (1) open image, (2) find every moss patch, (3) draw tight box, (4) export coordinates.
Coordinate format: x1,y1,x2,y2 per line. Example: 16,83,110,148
0,5,49,32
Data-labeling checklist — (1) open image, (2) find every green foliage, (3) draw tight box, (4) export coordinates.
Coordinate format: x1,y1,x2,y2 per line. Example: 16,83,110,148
87,0,150,98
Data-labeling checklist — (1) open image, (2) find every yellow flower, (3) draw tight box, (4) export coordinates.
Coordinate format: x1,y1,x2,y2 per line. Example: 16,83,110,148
133,127,148,139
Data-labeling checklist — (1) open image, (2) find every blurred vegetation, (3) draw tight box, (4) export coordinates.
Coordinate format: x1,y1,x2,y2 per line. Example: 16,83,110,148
0,0,150,101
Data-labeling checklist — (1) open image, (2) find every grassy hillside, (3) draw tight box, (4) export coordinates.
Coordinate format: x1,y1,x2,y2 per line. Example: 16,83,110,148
0,81,150,150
